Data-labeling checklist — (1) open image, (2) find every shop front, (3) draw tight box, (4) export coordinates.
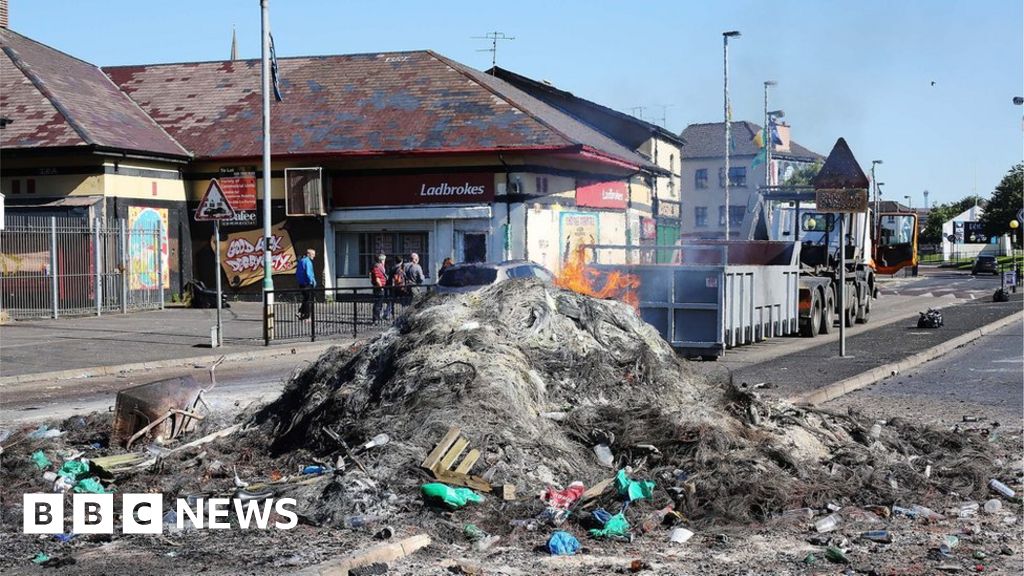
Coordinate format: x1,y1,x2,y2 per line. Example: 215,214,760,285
326,172,500,287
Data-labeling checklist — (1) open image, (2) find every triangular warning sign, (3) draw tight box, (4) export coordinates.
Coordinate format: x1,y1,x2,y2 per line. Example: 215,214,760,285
195,179,236,221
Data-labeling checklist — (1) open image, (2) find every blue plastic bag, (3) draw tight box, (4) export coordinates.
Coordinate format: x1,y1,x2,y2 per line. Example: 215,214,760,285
547,531,581,556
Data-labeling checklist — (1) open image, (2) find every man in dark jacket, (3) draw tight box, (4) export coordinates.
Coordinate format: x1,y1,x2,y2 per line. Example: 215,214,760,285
296,248,316,320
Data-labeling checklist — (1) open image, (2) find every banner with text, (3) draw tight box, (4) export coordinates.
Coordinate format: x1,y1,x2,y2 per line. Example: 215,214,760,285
333,173,494,207
218,167,258,227
214,222,297,288
576,180,627,210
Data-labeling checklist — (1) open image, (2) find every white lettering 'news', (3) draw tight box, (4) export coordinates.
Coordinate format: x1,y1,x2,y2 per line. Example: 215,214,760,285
419,182,486,196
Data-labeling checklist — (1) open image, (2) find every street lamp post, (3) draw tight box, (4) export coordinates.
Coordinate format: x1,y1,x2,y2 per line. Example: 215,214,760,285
871,159,882,242
903,195,912,211
764,81,776,188
723,30,740,240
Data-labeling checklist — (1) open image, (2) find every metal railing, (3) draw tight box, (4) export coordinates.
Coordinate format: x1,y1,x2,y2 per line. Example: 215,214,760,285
1,216,164,320
263,285,432,344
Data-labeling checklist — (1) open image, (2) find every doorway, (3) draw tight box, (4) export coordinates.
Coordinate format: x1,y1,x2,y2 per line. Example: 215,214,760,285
458,232,487,263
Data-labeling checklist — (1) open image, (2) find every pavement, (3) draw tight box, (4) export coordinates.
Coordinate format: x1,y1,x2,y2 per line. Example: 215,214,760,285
0,302,373,382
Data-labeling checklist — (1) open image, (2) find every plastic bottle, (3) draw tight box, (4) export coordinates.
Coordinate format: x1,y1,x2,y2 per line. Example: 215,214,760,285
984,499,1003,514
988,479,1016,498
360,433,390,452
861,530,892,543
815,513,842,533
594,444,614,468
343,515,381,529
958,502,979,518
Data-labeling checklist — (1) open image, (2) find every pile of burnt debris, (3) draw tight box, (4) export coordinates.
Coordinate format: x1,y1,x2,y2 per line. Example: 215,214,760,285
1,279,1020,575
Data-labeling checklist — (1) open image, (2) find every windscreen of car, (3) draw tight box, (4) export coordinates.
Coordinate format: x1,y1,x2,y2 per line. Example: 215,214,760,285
439,267,498,287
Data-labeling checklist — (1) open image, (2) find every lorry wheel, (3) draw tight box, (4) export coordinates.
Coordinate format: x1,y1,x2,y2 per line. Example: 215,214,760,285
800,296,820,337
856,294,871,324
845,302,856,327
819,290,835,335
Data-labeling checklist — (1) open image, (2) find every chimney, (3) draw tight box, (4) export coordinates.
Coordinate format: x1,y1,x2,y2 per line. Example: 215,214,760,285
0,0,9,28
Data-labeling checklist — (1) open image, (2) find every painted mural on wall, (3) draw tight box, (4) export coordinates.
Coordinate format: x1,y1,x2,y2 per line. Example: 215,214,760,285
559,211,600,263
128,206,170,290
215,222,297,288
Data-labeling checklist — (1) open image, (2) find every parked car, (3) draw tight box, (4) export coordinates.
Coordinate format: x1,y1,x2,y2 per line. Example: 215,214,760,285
971,255,999,276
436,260,554,293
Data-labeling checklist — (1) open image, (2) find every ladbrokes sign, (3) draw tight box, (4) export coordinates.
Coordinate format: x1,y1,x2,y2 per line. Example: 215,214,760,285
333,173,494,207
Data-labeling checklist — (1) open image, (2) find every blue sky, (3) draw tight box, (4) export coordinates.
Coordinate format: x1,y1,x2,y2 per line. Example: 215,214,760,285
10,0,1022,206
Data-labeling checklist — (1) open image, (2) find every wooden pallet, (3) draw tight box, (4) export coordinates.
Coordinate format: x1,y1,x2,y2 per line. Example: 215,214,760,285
421,426,514,499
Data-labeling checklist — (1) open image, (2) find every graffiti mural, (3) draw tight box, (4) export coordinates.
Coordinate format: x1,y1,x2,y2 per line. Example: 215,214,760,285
215,222,297,288
128,207,170,290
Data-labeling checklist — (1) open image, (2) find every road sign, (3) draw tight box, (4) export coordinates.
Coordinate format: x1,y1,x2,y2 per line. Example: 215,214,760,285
815,188,869,213
195,179,236,221
1005,271,1017,287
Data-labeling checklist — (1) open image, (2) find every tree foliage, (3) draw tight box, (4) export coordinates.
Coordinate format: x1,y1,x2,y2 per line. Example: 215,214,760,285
783,162,821,186
980,163,1023,243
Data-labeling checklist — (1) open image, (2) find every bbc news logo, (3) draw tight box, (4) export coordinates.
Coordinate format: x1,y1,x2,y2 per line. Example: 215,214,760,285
23,494,298,534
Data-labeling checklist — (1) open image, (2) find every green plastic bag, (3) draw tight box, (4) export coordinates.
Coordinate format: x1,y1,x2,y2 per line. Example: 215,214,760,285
421,483,483,509
57,460,90,481
589,512,630,538
73,478,107,494
31,451,52,470
31,552,50,565
614,469,655,502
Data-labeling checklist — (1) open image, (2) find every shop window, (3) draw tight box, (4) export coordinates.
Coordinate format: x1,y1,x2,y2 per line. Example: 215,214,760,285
694,206,708,228
10,180,20,195
462,233,486,263
695,169,708,189
26,179,35,194
335,231,430,278
285,167,324,216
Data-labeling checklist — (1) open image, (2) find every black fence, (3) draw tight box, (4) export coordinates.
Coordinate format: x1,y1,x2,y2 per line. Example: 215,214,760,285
263,285,432,344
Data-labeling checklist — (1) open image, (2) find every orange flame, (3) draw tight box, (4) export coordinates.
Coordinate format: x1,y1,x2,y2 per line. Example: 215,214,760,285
555,246,640,310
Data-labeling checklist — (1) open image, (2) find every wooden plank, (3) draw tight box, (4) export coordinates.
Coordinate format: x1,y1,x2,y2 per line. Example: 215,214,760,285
580,477,614,502
421,427,461,471
435,469,492,493
437,437,469,472
293,534,431,576
452,448,480,475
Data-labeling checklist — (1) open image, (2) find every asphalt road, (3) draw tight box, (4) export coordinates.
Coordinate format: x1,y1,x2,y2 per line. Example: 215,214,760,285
0,349,321,425
824,318,1023,428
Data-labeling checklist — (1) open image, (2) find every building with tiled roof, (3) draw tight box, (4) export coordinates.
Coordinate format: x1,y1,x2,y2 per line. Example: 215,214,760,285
680,120,823,238
486,66,685,261
1,25,194,295
103,50,669,291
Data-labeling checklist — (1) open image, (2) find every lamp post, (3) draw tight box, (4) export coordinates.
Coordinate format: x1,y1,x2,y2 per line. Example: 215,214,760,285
763,81,776,188
903,195,912,211
871,160,883,242
723,30,741,240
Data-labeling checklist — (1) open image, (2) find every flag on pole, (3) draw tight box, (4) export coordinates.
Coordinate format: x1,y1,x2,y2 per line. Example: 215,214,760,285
269,33,283,102
769,116,783,145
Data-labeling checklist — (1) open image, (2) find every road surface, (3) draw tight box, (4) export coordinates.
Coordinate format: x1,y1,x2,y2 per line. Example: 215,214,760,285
823,318,1023,428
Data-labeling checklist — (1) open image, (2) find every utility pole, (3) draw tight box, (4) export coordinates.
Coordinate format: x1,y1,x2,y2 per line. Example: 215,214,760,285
723,31,741,240
473,31,515,72
260,0,274,335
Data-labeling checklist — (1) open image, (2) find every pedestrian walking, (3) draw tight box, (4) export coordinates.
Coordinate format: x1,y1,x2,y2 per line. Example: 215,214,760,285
370,253,388,323
385,256,406,319
296,248,317,320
